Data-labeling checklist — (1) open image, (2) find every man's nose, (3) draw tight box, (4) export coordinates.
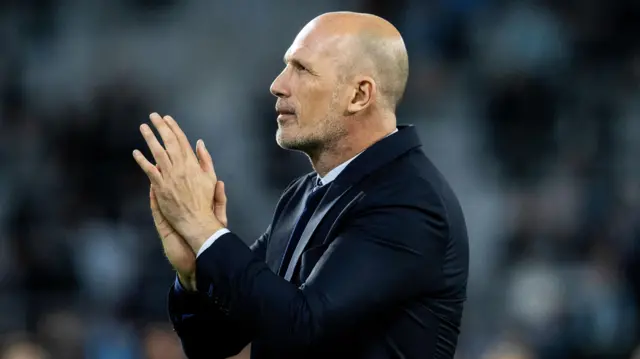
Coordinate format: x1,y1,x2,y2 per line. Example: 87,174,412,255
270,72,290,98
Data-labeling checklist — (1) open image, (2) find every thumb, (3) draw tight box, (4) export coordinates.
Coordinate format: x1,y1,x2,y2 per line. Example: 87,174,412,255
196,140,217,181
214,180,228,227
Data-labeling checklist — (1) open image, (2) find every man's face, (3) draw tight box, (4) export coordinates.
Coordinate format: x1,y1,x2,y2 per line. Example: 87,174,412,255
270,26,350,153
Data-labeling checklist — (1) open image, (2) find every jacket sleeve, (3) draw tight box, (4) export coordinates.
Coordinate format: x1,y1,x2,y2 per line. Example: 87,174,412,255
167,176,305,358
168,230,269,359
194,200,450,354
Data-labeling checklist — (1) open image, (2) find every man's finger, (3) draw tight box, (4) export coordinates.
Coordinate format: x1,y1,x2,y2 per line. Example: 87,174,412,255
164,115,195,159
214,180,227,227
150,184,163,211
150,185,158,210
133,150,163,185
140,123,172,170
149,112,181,162
149,186,163,222
196,140,217,181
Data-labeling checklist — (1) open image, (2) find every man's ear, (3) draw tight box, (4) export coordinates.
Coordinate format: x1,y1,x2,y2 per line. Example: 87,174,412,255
346,76,376,114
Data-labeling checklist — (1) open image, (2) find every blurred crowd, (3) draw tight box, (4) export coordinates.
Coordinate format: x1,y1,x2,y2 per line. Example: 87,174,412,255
0,0,638,358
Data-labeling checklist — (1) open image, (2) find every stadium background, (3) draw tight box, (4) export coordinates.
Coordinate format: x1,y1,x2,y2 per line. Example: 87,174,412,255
0,0,639,358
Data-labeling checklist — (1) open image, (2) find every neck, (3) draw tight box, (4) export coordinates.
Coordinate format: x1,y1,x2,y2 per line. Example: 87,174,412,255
310,120,396,177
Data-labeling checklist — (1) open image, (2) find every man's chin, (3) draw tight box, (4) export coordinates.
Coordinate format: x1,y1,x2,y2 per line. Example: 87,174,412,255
275,134,298,150
275,130,311,152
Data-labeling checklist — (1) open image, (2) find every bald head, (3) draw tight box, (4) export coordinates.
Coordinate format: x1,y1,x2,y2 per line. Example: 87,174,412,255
270,12,408,169
304,12,409,111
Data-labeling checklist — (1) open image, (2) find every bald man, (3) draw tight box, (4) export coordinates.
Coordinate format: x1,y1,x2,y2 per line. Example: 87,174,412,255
147,11,469,359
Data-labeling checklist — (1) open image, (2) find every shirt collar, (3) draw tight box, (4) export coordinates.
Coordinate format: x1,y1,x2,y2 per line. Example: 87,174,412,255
316,128,398,186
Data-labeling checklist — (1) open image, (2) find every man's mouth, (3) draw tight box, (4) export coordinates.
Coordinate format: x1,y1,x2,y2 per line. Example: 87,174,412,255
277,113,296,123
276,107,296,122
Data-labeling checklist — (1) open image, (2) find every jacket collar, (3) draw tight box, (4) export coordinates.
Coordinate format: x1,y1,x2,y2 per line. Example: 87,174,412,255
332,124,421,187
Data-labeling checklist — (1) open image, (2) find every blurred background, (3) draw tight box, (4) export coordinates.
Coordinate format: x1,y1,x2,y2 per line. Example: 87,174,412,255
0,0,639,358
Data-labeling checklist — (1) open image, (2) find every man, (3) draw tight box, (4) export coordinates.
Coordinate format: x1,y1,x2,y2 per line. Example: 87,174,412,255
133,11,469,359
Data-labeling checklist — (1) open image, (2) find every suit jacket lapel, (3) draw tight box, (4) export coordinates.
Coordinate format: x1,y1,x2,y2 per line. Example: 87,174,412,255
296,190,366,281
283,181,352,281
267,176,313,273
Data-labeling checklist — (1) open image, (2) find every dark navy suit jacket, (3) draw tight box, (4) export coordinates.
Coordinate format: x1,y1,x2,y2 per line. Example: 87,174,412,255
168,125,469,359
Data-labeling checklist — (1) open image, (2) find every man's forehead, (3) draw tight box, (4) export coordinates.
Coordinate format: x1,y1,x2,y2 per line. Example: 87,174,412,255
284,28,348,63
284,42,309,61
285,28,320,60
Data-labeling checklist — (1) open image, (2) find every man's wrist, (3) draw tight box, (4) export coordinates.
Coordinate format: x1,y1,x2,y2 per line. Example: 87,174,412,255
185,218,224,254
177,272,197,292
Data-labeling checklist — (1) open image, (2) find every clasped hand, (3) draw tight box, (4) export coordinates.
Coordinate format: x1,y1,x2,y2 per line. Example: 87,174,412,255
133,113,225,255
